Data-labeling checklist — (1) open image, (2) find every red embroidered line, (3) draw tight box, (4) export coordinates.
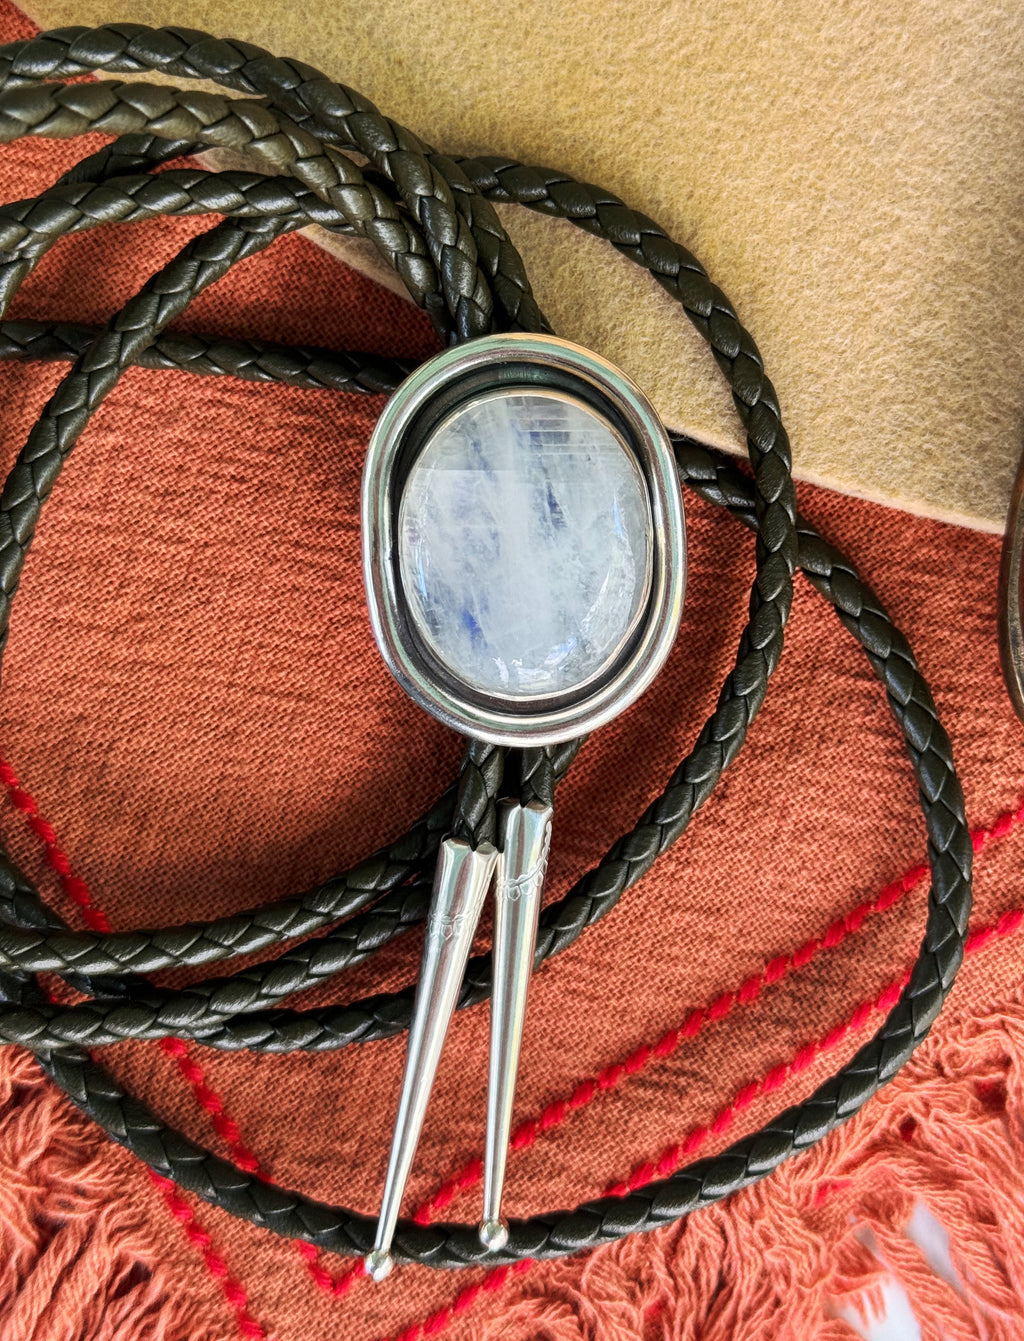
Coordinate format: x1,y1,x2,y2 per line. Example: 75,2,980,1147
149,1171,268,1339
156,1033,363,1294
609,907,1024,1193
604,965,913,1197
161,1032,358,1296
8,748,1024,1325
385,1259,535,1341
378,901,1024,1341
33,989,270,1340
399,796,1024,1227
0,758,109,932
158,1036,263,1175
327,796,1024,1300
158,1029,363,1297
0,754,356,1297
293,1239,367,1297
0,755,271,1338
4,761,353,1299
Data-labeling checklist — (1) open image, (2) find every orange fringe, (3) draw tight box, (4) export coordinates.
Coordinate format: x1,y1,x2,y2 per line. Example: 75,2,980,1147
425,998,1024,1341
1,992,1022,1341
0,1047,250,1341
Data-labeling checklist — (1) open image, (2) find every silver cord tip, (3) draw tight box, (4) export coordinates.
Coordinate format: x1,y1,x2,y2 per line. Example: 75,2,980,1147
478,1217,510,1252
364,1248,394,1282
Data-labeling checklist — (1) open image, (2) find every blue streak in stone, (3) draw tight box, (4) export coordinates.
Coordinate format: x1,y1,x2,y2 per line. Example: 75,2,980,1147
462,608,484,647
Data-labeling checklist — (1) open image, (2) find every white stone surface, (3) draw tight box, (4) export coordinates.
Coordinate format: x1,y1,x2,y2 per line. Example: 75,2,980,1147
398,389,652,700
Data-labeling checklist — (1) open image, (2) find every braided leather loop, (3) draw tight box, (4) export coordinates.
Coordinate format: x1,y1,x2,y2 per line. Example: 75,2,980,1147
0,317,415,394
0,24,544,338
448,739,506,849
19,446,970,1266
0,24,969,1271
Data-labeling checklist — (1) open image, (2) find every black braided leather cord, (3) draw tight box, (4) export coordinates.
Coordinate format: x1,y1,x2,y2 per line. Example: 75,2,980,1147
0,25,970,1271
19,448,971,1267
0,317,416,394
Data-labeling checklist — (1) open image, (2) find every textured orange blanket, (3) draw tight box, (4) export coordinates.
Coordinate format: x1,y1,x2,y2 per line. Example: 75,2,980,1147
0,4,1022,1339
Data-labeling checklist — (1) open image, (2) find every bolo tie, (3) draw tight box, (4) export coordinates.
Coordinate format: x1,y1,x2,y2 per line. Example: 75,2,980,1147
0,24,972,1277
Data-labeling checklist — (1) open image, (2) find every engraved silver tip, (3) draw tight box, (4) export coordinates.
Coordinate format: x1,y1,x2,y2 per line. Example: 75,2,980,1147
364,1248,394,1282
479,1217,510,1252
369,838,498,1281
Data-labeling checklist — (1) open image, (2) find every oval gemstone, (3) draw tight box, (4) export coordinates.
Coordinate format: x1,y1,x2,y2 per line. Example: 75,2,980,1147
398,388,653,701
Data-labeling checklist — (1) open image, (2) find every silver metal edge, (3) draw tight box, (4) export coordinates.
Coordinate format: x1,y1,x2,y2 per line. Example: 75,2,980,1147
480,800,552,1249
365,838,498,1279
999,439,1024,724
362,333,686,746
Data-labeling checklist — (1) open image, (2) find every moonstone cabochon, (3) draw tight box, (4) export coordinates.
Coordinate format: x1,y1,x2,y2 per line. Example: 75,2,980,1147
398,389,653,701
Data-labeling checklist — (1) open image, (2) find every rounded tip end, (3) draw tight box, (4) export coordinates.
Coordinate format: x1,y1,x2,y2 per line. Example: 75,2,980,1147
364,1248,394,1282
479,1217,509,1252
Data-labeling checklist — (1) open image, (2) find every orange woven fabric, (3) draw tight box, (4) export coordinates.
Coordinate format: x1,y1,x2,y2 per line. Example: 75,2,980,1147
0,5,1022,1338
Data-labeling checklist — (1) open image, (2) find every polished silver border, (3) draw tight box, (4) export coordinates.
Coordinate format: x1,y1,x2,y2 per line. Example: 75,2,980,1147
362,333,686,746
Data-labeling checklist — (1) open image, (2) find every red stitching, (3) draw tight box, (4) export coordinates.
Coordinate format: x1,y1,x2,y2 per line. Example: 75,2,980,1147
812,1177,852,1207
157,1036,263,1175
383,1260,534,1341
397,802,1023,1224
0,759,109,931
0,757,274,1335
159,1032,350,1295
329,796,1024,1299
149,1172,267,1339
8,751,1024,1332
1,756,364,1300
381,905,1023,1341
0,756,363,1299
157,1030,355,1295
611,965,913,1196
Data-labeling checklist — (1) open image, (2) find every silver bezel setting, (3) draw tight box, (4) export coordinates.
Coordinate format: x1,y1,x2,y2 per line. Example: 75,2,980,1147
362,333,686,745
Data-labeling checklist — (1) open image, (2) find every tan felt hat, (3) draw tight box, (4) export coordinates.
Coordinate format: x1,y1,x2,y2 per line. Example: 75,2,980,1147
19,0,1024,533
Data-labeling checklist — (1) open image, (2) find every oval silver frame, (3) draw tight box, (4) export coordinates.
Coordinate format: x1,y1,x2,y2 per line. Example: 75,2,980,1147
362,333,686,746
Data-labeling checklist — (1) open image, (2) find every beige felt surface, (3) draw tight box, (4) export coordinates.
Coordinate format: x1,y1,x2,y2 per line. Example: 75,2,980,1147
18,0,1024,532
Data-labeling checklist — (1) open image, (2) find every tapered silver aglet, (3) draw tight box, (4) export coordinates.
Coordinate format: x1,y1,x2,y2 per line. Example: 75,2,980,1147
479,1216,509,1252
479,800,552,1250
364,1248,394,1282
367,837,497,1278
